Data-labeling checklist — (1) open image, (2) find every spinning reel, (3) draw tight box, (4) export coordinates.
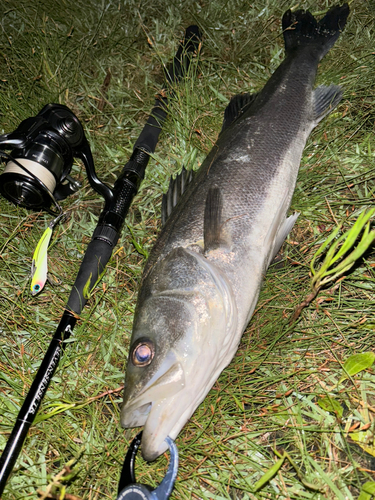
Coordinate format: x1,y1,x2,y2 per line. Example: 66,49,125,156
0,103,109,214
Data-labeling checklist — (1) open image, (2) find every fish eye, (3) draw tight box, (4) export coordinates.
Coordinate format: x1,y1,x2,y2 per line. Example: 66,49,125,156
33,284,40,292
131,339,155,367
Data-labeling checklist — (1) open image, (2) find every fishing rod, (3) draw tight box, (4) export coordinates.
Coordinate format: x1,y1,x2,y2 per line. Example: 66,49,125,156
0,24,201,497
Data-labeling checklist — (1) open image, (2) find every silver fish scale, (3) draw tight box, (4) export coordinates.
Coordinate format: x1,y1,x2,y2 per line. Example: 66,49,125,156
142,53,316,334
122,2,349,461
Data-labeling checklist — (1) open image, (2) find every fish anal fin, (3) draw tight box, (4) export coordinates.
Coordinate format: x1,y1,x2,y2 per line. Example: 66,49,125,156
313,85,342,124
268,212,299,267
162,167,194,226
221,92,258,133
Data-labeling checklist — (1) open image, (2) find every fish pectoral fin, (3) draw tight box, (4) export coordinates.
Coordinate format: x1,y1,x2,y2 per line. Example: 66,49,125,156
220,92,258,133
268,212,299,267
204,186,230,252
312,85,342,124
161,166,195,225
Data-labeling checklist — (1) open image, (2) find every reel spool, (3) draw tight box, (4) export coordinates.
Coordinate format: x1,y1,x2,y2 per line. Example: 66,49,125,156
0,104,98,214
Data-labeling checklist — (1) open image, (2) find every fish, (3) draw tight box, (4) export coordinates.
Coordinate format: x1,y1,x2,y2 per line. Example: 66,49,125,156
30,213,65,295
121,4,349,461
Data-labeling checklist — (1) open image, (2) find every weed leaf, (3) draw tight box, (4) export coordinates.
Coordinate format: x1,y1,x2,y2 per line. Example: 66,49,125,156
349,428,375,457
358,481,375,500
317,396,343,417
339,352,375,384
253,454,285,492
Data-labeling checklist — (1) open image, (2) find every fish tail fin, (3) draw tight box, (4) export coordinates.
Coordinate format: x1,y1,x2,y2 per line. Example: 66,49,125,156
282,4,349,60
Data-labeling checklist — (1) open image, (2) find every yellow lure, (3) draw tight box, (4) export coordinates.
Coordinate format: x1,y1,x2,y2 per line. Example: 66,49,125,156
30,214,65,296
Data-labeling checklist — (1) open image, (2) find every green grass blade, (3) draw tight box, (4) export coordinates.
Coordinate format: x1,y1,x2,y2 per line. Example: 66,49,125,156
252,454,285,492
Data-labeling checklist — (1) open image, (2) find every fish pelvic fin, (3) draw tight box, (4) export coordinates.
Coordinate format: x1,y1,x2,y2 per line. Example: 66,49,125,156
282,4,349,60
220,92,258,134
312,85,342,124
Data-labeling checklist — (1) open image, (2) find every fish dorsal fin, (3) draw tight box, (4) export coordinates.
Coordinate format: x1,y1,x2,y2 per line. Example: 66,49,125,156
162,167,194,225
221,92,258,133
313,85,342,124
203,186,229,252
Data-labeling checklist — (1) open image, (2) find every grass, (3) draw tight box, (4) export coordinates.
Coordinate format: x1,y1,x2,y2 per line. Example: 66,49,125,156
0,0,374,498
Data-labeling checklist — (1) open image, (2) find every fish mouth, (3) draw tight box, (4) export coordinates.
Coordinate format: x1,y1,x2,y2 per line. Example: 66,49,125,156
121,352,186,461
